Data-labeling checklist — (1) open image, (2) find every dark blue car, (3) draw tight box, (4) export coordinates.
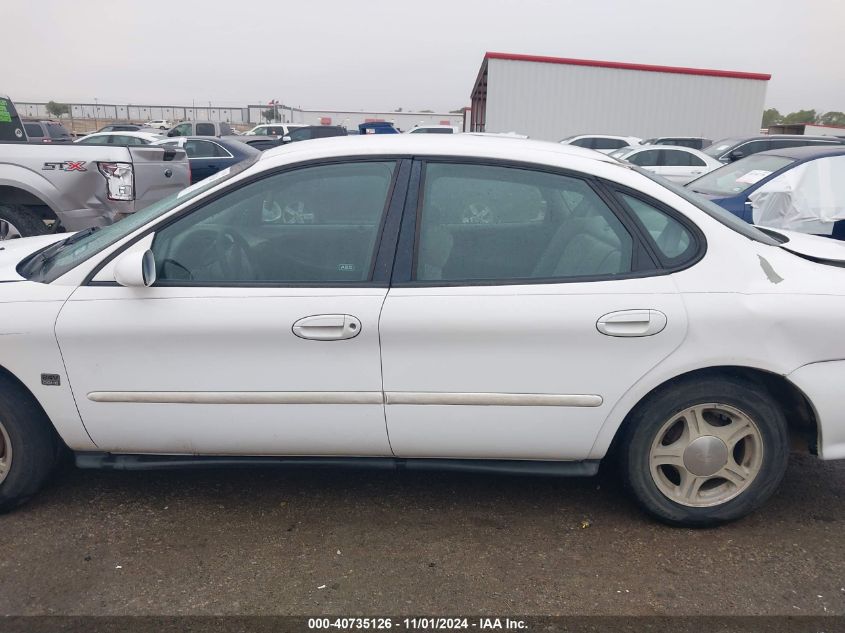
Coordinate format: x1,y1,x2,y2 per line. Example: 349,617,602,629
685,145,845,239
154,136,260,184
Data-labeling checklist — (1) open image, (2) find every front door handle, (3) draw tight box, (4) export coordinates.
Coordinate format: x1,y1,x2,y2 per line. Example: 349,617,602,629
596,310,667,337
292,314,361,341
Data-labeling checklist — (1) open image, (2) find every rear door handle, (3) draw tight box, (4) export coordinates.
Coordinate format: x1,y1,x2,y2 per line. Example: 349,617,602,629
596,310,667,337
292,314,361,341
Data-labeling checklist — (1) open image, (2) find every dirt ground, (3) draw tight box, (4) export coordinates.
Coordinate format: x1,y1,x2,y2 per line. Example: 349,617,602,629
1,453,843,616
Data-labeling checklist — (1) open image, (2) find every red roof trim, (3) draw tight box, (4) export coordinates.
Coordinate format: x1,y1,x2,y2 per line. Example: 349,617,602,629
484,52,771,81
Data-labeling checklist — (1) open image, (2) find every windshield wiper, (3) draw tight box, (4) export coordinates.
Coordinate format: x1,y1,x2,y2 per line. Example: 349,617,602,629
18,227,101,280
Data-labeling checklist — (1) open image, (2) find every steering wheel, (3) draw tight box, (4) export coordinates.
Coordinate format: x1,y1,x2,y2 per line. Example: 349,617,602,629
463,201,494,224
166,226,256,281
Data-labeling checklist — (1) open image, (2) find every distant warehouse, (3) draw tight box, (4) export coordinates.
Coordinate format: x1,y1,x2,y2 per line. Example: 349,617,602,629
469,52,771,142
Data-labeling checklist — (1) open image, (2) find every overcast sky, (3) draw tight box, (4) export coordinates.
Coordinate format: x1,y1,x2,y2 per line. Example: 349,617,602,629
5,0,843,114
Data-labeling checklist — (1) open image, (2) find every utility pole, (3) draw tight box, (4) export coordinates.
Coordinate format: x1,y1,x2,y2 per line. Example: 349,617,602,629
93,97,99,129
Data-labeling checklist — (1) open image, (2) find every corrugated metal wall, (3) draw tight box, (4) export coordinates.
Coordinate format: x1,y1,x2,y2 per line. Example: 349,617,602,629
486,59,768,141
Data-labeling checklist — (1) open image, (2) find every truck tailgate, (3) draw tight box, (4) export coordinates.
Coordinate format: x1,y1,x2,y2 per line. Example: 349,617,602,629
129,146,190,210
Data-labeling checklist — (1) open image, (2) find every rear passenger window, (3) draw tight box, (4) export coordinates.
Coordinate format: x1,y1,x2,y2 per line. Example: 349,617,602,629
195,123,215,136
662,149,694,167
619,193,696,262
415,164,633,282
24,123,42,137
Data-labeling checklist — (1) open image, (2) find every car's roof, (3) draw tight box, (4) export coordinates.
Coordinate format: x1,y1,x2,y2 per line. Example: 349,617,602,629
757,145,845,160
83,131,160,138
625,143,702,152
259,133,621,167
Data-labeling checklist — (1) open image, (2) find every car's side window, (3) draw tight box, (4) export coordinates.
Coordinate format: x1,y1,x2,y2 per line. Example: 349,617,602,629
414,163,633,282
662,149,693,167
151,161,396,285
570,137,593,148
196,122,215,136
617,192,696,263
628,150,660,167
593,138,627,150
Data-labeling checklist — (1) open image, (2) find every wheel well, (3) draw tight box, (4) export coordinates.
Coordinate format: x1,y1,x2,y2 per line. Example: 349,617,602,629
0,186,58,222
610,366,819,458
0,364,61,444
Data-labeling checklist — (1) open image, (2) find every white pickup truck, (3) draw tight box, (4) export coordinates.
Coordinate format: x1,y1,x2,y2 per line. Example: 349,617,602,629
0,95,190,238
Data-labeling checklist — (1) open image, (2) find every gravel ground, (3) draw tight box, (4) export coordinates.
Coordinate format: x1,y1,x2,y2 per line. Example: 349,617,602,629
1,453,844,616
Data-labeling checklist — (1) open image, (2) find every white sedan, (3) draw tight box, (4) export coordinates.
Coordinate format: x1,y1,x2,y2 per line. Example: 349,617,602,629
611,144,723,183
1,135,844,526
75,131,164,145
559,134,643,153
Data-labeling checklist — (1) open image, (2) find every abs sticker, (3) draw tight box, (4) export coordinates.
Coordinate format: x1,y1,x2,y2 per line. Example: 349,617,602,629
338,264,355,272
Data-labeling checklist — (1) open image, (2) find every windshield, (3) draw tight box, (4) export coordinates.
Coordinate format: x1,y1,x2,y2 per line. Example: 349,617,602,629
703,138,740,158
633,167,780,246
686,155,795,196
610,148,634,159
22,154,261,283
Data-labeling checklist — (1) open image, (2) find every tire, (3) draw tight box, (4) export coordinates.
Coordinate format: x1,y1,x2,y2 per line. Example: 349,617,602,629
0,204,49,239
0,377,59,513
621,375,789,527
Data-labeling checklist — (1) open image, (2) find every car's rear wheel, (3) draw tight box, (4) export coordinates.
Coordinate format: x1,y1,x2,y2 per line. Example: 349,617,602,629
0,205,48,239
0,379,59,513
621,376,789,526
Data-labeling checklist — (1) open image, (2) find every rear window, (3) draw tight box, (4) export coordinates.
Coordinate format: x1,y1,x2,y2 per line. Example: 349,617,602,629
47,123,70,139
686,155,795,196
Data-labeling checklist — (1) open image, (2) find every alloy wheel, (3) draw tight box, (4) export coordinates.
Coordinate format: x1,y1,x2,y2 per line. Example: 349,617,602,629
649,403,764,507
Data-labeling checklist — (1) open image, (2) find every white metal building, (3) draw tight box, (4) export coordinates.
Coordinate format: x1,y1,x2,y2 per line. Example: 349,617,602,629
246,106,464,130
470,52,771,142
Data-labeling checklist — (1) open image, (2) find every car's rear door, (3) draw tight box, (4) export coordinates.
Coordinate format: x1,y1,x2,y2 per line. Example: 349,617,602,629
56,158,409,455
379,160,692,461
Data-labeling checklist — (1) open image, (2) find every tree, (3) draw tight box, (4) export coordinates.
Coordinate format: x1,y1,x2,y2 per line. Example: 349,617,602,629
817,111,845,127
261,108,276,123
46,101,69,118
761,108,782,127
781,109,817,125
394,107,403,112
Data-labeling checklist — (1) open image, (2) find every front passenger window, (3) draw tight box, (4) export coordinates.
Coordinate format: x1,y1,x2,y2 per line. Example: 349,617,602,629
151,161,396,284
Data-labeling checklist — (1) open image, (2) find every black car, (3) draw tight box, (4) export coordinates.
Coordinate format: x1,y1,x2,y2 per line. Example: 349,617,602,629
703,134,844,163
283,125,348,143
155,136,261,184
22,119,72,143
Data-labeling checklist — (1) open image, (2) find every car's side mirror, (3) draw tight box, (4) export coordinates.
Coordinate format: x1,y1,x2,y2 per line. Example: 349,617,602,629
114,249,157,287
167,129,179,137
281,135,292,144
728,149,744,162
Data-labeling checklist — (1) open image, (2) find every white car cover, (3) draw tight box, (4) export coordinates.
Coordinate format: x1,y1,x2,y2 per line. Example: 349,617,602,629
750,155,845,236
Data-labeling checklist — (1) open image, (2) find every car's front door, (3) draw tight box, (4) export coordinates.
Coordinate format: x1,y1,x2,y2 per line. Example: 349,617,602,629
380,161,692,461
56,159,408,455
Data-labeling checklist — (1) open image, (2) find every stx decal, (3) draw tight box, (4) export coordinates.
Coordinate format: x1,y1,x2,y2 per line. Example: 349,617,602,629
42,161,88,172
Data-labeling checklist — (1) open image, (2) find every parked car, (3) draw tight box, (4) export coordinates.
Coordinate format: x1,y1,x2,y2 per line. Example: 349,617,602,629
1,135,844,527
610,145,722,183
153,136,260,183
22,119,72,144
96,124,143,133
359,121,398,135
0,95,190,237
407,125,459,134
167,121,234,138
559,134,642,153
703,135,844,163
144,120,170,130
283,125,348,143
686,145,845,239
641,137,713,150
75,131,164,145
244,123,307,137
